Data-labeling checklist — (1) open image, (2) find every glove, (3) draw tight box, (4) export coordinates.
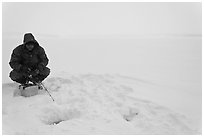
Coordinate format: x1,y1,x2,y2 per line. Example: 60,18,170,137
20,66,31,73
30,69,40,76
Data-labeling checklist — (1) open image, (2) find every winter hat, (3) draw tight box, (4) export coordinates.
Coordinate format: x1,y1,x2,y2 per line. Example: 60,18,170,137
23,33,38,44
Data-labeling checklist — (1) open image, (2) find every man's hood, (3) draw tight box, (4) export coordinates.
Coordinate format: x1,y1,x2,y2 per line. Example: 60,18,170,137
23,33,39,45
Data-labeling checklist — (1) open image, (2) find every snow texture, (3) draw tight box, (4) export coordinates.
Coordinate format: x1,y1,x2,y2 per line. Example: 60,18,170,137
2,73,200,135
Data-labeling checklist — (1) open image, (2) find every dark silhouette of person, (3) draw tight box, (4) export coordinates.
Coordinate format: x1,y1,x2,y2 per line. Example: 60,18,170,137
9,33,50,86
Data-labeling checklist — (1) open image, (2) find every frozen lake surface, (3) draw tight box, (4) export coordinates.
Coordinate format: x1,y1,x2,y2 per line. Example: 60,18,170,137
2,36,202,134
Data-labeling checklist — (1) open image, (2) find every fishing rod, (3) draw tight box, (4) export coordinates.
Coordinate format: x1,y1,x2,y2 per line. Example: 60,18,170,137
40,82,55,102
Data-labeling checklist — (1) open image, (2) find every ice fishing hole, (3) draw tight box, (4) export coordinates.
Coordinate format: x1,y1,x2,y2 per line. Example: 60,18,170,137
50,120,64,125
40,106,81,125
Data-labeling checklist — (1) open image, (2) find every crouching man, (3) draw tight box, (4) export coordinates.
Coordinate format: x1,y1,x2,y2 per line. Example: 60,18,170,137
9,33,50,87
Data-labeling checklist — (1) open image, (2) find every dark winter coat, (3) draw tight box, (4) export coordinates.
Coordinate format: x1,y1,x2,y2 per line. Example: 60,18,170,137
9,33,49,73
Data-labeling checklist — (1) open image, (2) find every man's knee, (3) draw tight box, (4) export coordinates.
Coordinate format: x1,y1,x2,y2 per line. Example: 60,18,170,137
40,67,50,76
9,70,27,83
9,70,23,80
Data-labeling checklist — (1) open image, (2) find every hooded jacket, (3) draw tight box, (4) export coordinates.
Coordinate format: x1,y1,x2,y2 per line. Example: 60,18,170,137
9,33,49,72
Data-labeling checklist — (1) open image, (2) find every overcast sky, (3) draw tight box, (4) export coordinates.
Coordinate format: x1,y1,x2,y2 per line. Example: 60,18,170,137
2,2,202,37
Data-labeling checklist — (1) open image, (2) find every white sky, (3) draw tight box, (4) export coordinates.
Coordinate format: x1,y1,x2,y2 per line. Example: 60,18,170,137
2,2,202,37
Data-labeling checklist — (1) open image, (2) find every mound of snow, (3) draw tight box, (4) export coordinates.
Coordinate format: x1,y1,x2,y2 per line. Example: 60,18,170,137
2,74,200,134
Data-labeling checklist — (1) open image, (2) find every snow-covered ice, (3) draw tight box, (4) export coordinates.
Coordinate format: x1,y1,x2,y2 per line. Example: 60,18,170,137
2,2,201,135
2,73,201,135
